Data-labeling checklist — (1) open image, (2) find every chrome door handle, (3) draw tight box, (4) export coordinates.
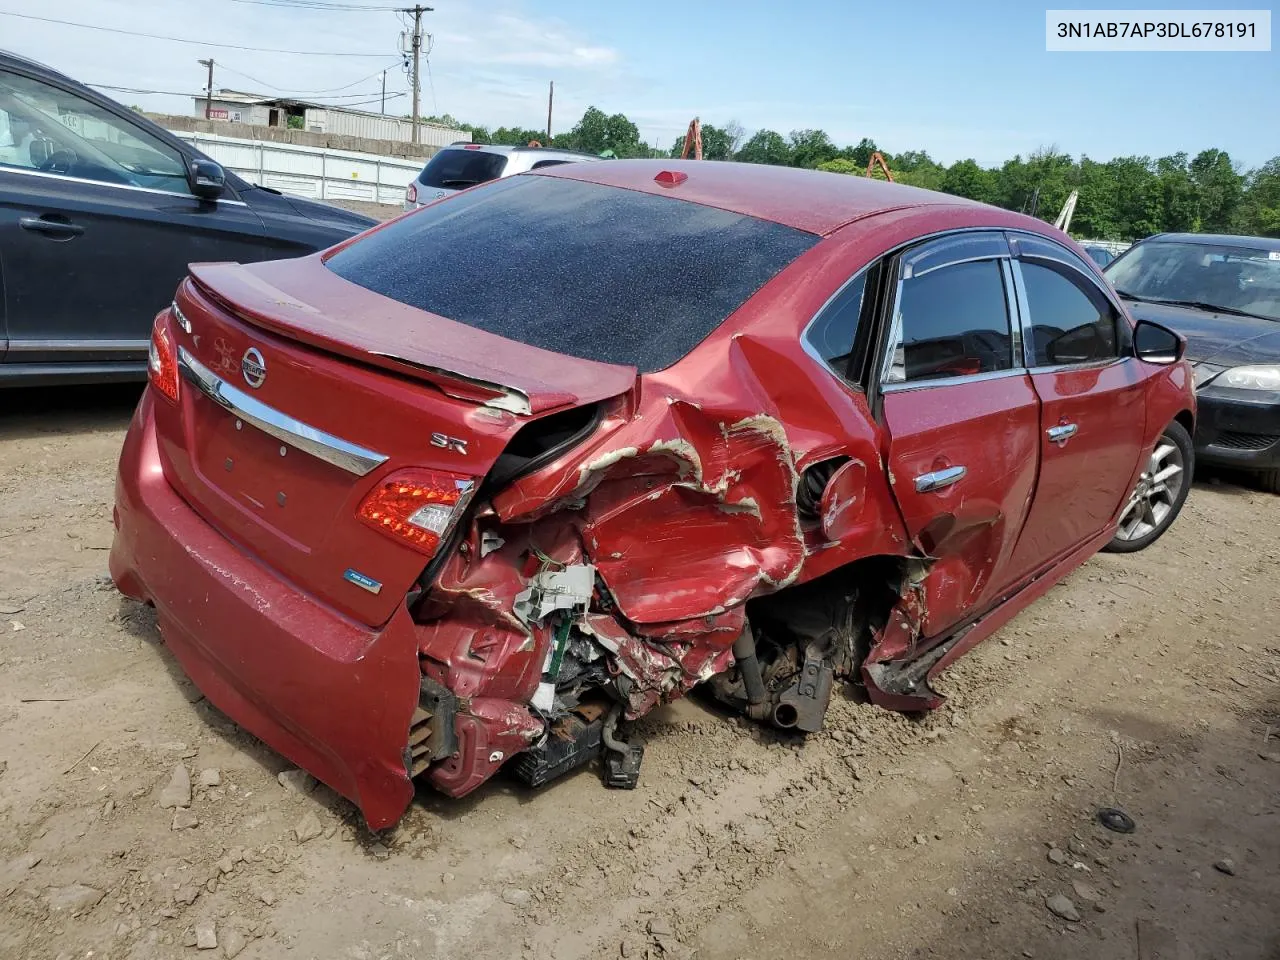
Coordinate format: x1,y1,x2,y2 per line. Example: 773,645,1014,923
914,465,966,493
19,216,84,238
1047,424,1078,445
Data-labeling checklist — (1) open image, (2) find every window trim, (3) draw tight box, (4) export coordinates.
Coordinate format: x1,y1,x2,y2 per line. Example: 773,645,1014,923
878,232,1019,390
0,163,247,205
1009,256,1128,372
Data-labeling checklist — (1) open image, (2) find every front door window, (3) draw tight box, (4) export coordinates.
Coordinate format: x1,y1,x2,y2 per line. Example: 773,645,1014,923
0,69,190,194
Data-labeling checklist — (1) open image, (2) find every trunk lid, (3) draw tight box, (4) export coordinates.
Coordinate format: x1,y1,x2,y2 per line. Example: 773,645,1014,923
154,258,634,627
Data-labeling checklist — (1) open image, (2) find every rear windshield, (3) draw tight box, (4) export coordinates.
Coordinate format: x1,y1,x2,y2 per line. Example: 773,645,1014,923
417,148,508,189
325,176,817,372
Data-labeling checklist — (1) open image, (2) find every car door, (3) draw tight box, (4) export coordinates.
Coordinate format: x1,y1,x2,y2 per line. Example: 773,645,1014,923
0,66,279,367
1005,234,1146,572
877,232,1042,640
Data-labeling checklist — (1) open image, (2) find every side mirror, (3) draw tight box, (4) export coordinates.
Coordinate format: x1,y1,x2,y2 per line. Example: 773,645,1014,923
188,159,226,200
1133,319,1184,365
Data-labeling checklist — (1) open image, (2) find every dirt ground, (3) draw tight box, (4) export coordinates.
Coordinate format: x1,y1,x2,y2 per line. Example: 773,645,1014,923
1,383,1277,960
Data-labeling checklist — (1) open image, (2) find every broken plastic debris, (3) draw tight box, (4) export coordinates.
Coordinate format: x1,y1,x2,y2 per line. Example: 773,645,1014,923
513,563,595,625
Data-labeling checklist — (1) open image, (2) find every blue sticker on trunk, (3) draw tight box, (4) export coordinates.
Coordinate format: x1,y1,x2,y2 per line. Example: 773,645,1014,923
343,568,383,594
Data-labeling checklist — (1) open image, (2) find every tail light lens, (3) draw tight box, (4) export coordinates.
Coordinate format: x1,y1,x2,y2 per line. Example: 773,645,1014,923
148,311,180,404
357,469,475,555
406,181,418,205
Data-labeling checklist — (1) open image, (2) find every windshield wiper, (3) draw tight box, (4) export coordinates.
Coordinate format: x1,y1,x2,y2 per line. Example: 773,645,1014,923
1125,296,1272,321
438,178,480,187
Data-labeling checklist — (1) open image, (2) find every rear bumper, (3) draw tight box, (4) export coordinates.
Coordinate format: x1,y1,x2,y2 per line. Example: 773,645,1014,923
109,392,420,828
1193,387,1280,470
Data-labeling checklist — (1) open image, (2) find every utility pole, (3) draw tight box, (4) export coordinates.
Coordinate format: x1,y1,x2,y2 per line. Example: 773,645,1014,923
546,80,554,141
380,69,387,115
198,58,214,120
398,5,432,144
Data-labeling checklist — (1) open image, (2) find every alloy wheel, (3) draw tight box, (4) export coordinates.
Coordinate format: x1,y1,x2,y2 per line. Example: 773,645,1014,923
1113,440,1185,542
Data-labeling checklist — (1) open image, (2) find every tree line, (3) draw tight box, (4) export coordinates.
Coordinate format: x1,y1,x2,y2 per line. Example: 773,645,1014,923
419,108,1280,240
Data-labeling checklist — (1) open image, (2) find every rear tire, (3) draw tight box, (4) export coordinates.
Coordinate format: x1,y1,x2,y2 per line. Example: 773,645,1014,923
1103,420,1193,554
1259,469,1280,495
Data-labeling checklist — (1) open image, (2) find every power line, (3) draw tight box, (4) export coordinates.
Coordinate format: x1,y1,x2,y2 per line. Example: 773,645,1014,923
224,0,400,9
0,11,392,56
89,82,405,105
216,59,404,95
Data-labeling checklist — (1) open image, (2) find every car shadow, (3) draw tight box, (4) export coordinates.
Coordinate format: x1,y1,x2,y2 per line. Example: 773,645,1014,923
0,383,143,441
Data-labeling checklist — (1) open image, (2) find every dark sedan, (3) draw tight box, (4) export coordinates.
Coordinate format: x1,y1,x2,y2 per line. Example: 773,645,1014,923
0,51,377,387
1106,233,1280,493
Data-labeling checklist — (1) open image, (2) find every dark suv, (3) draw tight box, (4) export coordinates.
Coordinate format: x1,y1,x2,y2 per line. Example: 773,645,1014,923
0,51,376,387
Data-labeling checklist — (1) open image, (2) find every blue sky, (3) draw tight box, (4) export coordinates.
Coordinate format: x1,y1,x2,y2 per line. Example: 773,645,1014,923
3,0,1276,167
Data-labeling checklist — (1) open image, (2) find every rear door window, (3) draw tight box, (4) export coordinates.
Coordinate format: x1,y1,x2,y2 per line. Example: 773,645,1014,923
885,258,1015,384
416,148,508,188
325,176,817,372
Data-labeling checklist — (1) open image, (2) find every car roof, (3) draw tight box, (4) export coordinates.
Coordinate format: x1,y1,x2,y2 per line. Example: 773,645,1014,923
0,49,71,81
534,159,997,236
1144,232,1280,251
443,143,600,161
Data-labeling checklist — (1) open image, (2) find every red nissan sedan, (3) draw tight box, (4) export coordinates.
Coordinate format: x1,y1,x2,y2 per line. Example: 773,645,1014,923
110,161,1195,828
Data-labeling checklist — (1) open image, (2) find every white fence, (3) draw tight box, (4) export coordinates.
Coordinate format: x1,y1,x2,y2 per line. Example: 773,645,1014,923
171,131,424,207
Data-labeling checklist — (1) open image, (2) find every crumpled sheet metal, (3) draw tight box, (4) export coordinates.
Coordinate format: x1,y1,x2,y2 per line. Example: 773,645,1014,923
414,330,923,793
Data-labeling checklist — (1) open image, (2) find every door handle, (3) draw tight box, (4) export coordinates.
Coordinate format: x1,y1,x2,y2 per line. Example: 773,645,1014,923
914,465,966,493
19,216,84,238
1047,423,1079,445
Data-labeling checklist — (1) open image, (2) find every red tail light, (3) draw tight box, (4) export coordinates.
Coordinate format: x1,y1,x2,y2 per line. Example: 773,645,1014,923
406,181,418,205
357,469,475,555
148,311,180,404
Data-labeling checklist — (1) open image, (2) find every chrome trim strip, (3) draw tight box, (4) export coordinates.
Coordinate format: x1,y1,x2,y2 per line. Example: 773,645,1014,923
178,348,388,477
6,338,149,352
1009,258,1037,368
879,366,1029,394
0,165,248,205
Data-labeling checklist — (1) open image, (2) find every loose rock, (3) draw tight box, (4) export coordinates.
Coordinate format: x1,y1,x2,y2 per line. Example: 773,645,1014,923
198,768,222,787
277,769,316,794
195,919,217,950
1047,848,1068,865
158,764,192,809
1046,894,1081,922
1214,858,1236,876
222,926,248,958
47,883,106,913
502,887,532,907
1071,880,1100,902
172,809,200,831
293,812,324,843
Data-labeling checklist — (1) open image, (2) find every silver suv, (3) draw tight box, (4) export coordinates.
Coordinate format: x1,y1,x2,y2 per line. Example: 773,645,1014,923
404,143,603,211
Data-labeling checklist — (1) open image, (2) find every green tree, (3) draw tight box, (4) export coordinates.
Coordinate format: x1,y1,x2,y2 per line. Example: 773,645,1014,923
735,129,791,166
816,158,861,175
941,159,995,203
562,106,641,157
1237,156,1280,237
1189,149,1244,233
788,128,838,169
490,126,547,146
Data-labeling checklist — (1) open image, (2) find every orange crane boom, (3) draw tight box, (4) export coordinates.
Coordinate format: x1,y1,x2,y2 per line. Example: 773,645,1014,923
680,118,703,160
866,151,894,182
